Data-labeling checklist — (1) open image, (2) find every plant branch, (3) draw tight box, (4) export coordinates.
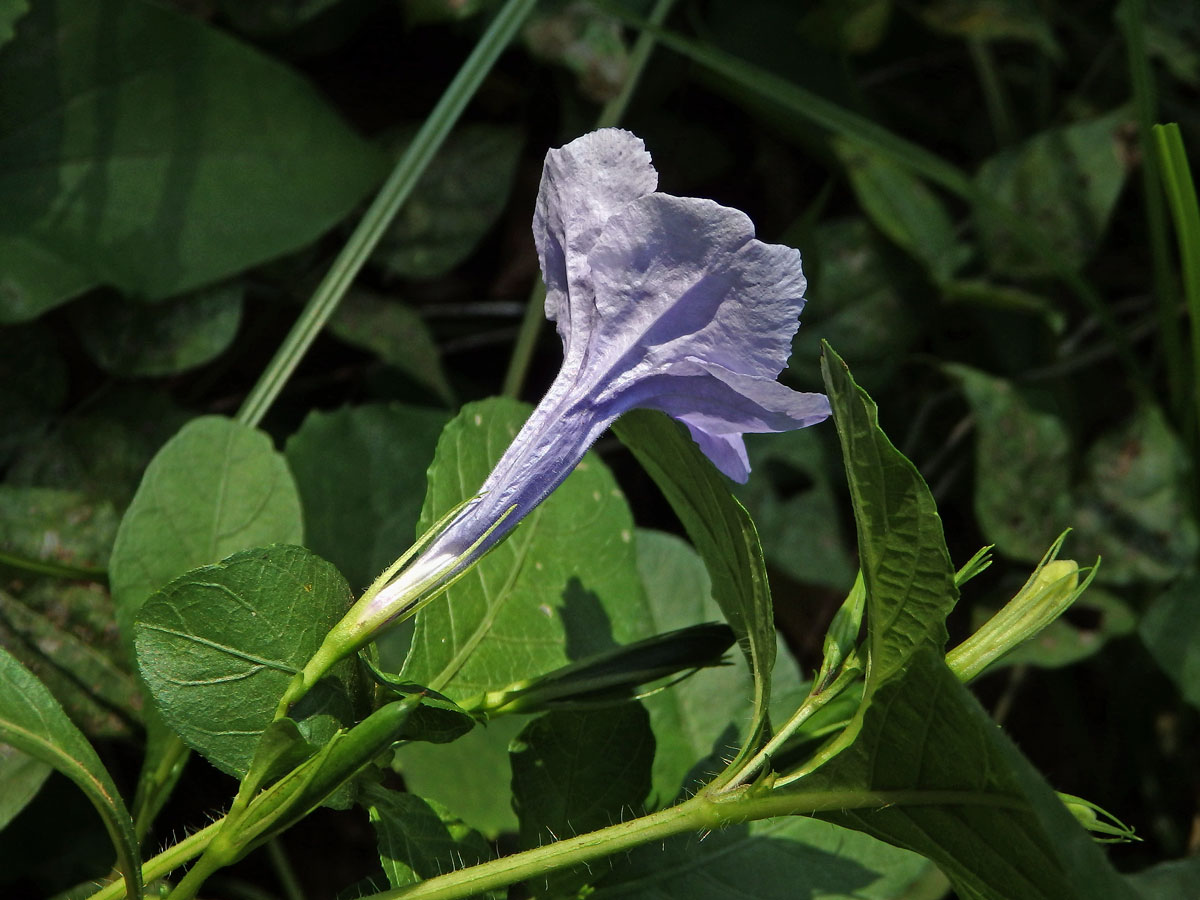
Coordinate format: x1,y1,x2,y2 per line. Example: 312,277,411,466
237,0,537,429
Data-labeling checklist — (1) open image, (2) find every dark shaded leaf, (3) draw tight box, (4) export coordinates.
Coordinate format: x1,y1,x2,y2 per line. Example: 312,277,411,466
286,403,450,593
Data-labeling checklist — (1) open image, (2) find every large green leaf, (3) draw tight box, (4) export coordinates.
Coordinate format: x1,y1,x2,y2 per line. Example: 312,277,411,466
109,415,304,642
401,398,650,699
0,486,118,572
0,647,141,899
373,124,523,280
69,285,243,377
511,705,655,898
613,410,777,767
633,529,803,804
975,109,1133,278
5,386,188,510
787,345,1134,900
0,0,27,47
949,364,1073,562
0,0,386,310
134,544,361,779
364,785,495,893
1072,404,1198,585
1140,575,1200,711
393,714,529,838
593,816,929,900
790,218,916,392
731,429,855,591
835,136,971,283
394,397,650,836
329,292,455,406
286,403,450,593
0,743,50,831
0,587,142,739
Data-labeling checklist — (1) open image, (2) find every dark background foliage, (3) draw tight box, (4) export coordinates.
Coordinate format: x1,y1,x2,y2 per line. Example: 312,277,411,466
1,0,1198,896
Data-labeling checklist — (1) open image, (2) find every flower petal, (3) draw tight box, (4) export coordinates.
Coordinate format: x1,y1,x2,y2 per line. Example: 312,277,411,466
585,193,807,391
533,129,657,355
622,358,831,481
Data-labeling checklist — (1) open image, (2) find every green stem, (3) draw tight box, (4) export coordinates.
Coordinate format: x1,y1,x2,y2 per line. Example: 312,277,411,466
501,0,677,399
715,660,861,794
967,38,1014,147
268,839,306,900
357,788,1023,900
1154,124,1200,457
1117,0,1183,423
237,0,538,429
132,732,191,841
0,549,106,583
86,820,220,900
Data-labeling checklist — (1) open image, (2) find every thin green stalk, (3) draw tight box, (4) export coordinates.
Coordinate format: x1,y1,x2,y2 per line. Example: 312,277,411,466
501,0,677,399
714,660,862,794
967,38,1014,147
602,9,1153,402
357,789,1023,900
267,839,305,900
238,0,538,428
1154,124,1200,446
1117,0,1183,420
0,549,105,583
86,821,220,900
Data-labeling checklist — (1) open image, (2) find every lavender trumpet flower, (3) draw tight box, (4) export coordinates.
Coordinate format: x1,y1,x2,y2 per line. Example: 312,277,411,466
283,129,829,707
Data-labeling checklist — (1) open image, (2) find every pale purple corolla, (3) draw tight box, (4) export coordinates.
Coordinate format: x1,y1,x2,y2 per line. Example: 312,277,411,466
287,129,830,699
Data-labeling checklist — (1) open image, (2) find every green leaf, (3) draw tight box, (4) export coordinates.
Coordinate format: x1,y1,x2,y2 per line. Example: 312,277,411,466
286,403,450,592
948,364,1073,562
0,647,141,899
835,137,971,283
1127,856,1200,898
364,785,494,892
401,398,650,699
329,292,455,406
394,398,650,836
0,587,142,739
373,124,523,279
731,428,856,590
134,544,361,779
791,218,917,392
975,109,1134,277
0,0,28,48
5,386,190,510
510,706,654,898
1072,404,1198,584
109,415,304,643
613,410,777,770
393,714,529,838
70,285,243,377
1139,575,1200,711
821,344,958,696
919,0,1060,54
593,816,929,900
788,344,1134,900
0,743,51,831
0,0,386,306
0,234,94,323
0,486,118,573
633,530,768,803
